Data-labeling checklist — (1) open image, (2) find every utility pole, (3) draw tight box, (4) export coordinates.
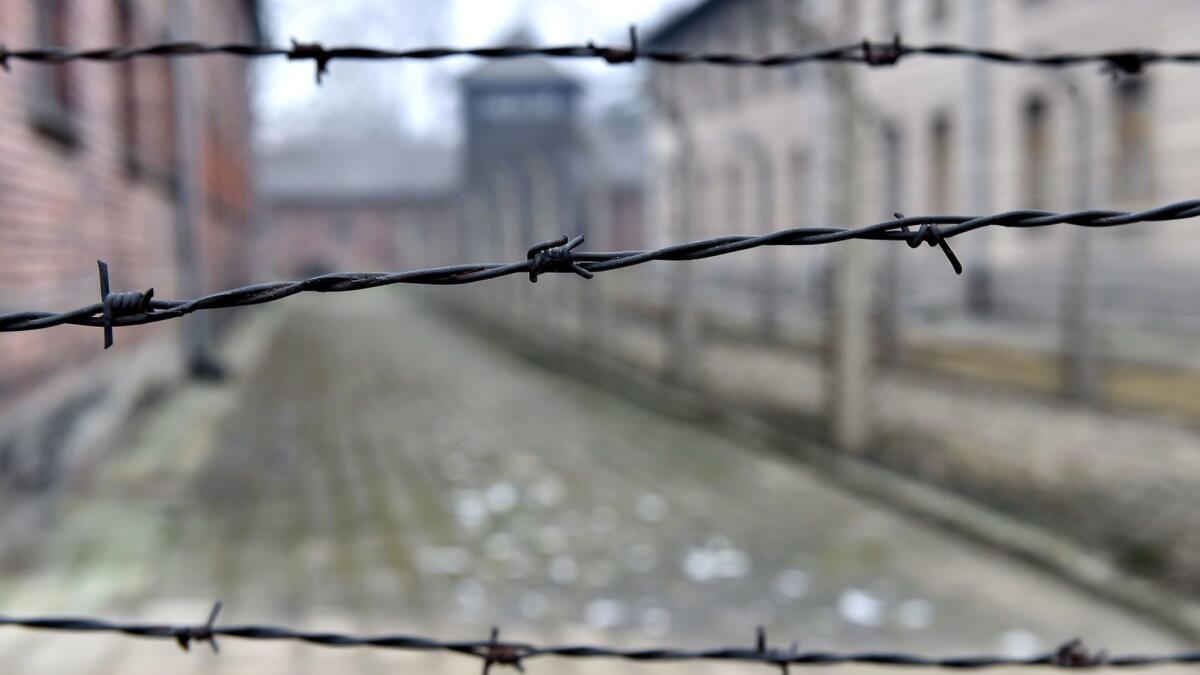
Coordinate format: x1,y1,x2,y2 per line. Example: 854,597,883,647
653,87,702,386
1060,76,1099,402
826,63,871,453
170,0,222,379
786,4,872,452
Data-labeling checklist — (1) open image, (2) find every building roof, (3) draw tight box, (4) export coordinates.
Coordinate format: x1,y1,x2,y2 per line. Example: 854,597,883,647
460,27,580,89
260,135,458,203
645,0,725,47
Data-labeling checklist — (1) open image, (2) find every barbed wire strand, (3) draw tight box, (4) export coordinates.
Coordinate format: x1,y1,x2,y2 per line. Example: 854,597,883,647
0,605,1195,669
3,200,1199,348
0,29,1192,82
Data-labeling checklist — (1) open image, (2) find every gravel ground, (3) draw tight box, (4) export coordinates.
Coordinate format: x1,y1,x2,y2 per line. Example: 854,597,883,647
0,291,1190,674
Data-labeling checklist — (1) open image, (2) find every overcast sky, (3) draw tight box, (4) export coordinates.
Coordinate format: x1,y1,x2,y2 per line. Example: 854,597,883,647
258,0,694,145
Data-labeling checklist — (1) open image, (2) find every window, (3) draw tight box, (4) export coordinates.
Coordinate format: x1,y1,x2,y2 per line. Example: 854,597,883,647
789,147,813,225
478,92,565,122
1113,78,1153,202
929,112,952,211
726,164,745,233
30,0,77,145
930,0,949,25
117,0,138,173
1022,95,1050,209
881,121,903,212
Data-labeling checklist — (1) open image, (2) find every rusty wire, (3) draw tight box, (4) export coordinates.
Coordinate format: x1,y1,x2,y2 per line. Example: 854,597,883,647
3,200,1200,348
0,605,1192,670
0,29,1193,82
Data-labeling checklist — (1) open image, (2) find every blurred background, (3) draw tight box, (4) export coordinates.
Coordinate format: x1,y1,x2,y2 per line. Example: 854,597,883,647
2,0,1200,673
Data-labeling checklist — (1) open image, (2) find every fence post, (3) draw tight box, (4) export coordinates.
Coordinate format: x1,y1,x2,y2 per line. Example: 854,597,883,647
170,0,222,379
825,62,872,452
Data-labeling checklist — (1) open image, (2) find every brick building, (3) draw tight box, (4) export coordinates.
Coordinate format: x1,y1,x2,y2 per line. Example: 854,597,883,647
0,1,260,489
260,134,458,276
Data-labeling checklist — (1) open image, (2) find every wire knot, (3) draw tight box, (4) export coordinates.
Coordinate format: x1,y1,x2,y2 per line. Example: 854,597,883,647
590,25,639,64
1103,51,1148,77
289,39,331,84
0,43,10,73
481,627,524,674
895,213,962,275
97,260,155,350
862,34,904,66
526,234,593,283
756,626,797,675
1053,638,1107,668
174,602,221,653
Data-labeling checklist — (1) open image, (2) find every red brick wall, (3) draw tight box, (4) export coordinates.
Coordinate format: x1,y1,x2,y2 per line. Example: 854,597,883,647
0,0,257,402
264,199,459,278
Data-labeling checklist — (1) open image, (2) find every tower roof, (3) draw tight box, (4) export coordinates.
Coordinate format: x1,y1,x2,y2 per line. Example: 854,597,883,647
460,26,581,89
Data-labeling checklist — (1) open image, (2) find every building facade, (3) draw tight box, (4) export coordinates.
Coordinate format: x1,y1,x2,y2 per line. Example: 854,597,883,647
0,0,260,488
645,0,1200,335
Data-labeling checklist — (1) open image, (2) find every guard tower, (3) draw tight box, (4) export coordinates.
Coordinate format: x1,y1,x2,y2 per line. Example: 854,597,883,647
460,29,583,182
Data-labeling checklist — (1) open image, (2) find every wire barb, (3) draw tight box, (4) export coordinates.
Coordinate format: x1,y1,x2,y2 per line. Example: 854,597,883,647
481,627,524,674
0,42,10,72
756,626,797,675
862,34,904,66
1102,51,1150,77
174,602,221,653
97,260,155,349
590,25,639,65
527,234,593,283
1053,639,1108,669
288,38,330,84
895,213,962,275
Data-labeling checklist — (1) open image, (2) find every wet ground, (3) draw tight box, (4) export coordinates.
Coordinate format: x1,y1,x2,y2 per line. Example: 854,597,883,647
0,291,1189,673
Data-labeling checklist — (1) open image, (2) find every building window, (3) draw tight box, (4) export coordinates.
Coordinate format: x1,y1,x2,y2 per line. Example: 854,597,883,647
1022,95,1050,210
881,121,903,212
478,92,565,122
930,0,949,25
29,0,78,145
1113,78,1153,202
929,112,952,211
727,164,745,233
789,147,813,225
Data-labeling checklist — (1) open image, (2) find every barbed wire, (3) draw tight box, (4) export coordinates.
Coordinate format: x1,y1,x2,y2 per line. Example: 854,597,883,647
0,605,1193,670
0,29,1192,83
3,200,1199,348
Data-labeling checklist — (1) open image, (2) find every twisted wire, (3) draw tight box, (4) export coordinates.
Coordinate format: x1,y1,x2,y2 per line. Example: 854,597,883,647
3,200,1199,345
0,33,1194,78
0,607,1194,669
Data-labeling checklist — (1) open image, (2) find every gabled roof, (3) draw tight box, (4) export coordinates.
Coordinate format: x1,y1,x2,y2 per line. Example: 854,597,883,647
645,0,726,47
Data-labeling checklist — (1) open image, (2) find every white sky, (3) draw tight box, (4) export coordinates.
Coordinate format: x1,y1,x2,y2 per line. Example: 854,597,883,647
258,0,695,144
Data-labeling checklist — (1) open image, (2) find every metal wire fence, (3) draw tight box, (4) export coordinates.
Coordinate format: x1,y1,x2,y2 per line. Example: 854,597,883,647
3,200,1199,348
5,21,1200,672
0,29,1194,83
0,605,1191,671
